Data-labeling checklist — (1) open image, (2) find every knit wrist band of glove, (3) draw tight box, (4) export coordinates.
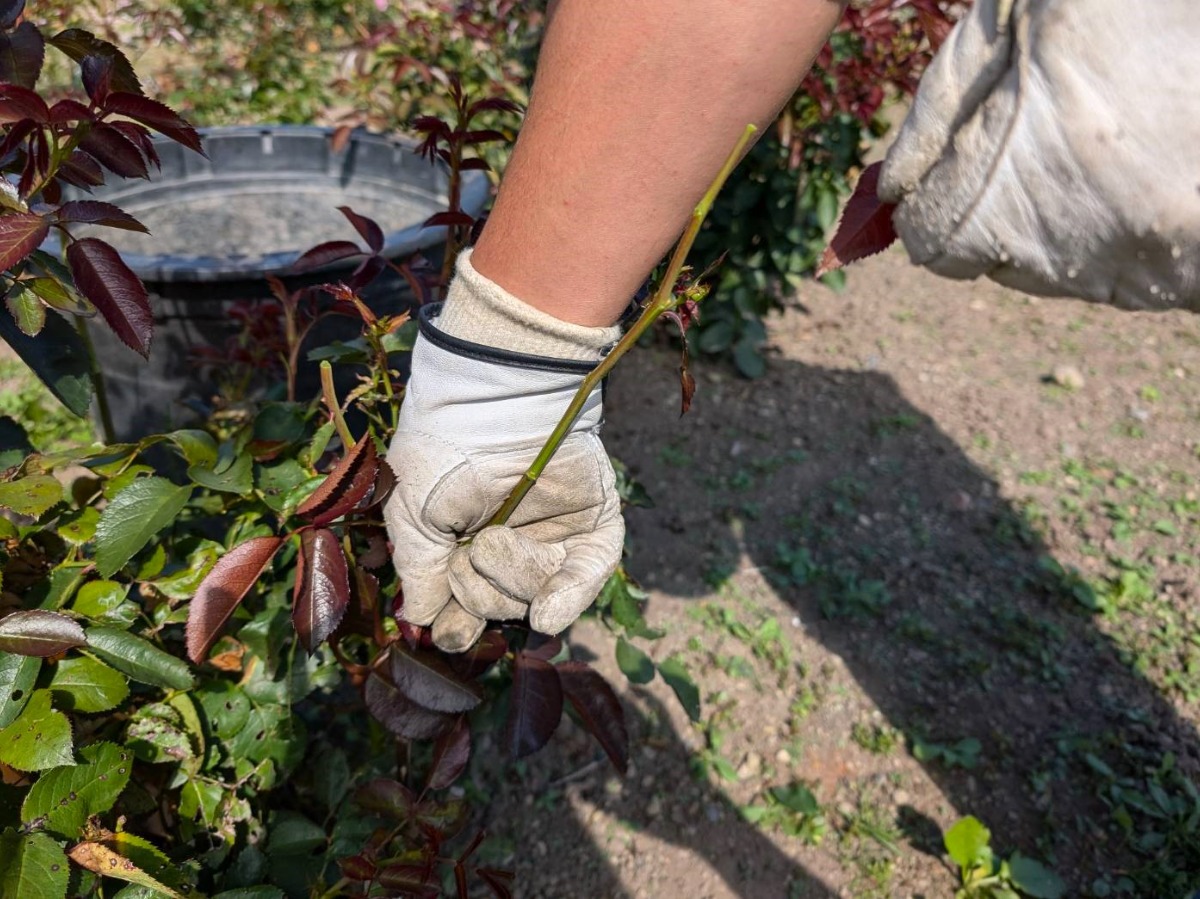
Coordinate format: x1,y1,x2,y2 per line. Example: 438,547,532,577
435,248,623,363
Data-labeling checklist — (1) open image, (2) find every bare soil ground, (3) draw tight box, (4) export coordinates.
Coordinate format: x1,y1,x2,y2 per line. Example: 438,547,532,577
474,249,1200,898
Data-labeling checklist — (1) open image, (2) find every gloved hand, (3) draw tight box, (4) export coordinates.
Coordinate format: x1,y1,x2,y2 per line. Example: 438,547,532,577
879,0,1200,311
383,250,625,652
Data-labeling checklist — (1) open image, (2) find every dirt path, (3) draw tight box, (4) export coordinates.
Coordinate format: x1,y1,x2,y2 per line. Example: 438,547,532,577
479,248,1200,898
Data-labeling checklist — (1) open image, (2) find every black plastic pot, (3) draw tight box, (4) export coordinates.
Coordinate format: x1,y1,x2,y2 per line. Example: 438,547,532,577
58,125,488,440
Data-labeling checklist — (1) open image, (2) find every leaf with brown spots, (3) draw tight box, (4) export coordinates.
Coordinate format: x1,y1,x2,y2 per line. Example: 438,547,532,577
67,842,183,898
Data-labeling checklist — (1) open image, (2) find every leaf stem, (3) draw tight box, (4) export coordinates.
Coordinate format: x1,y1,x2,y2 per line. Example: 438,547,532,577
485,124,757,528
319,360,354,450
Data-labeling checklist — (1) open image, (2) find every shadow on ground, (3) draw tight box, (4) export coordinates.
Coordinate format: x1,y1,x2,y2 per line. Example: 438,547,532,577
477,343,1199,897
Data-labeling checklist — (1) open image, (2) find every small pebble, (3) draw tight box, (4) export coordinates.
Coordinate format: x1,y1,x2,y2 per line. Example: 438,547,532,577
1050,364,1085,390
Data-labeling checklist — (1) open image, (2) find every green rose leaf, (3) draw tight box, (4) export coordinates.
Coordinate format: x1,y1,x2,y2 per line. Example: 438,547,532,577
70,580,138,628
126,702,192,764
57,506,101,545
656,655,701,722
49,655,129,713
84,627,195,691
188,452,253,495
21,741,133,837
944,815,992,870
0,690,74,771
0,653,40,727
0,476,63,517
1008,853,1066,899
0,830,70,899
614,637,655,685
94,477,192,578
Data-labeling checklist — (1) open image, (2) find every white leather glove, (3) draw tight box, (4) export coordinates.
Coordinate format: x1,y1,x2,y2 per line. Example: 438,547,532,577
384,250,625,652
879,0,1200,311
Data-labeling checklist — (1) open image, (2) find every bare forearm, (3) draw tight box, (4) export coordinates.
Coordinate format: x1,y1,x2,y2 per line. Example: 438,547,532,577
471,0,846,327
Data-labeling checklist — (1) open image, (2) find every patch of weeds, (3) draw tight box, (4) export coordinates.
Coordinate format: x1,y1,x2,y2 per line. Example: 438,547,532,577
870,412,922,438
840,797,901,899
945,816,1065,898
740,782,828,845
657,441,692,467
911,735,982,771
773,541,821,588
818,566,891,619
852,722,902,756
694,601,792,685
690,693,740,784
1082,751,1200,898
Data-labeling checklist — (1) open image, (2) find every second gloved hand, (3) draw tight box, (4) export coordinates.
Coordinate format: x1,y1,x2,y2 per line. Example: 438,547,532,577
383,250,625,652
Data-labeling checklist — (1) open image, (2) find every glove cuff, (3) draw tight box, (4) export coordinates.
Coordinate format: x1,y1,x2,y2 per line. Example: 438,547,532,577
436,248,622,362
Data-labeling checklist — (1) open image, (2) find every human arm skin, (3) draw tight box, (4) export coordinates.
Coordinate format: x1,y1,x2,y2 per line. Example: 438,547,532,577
471,0,849,328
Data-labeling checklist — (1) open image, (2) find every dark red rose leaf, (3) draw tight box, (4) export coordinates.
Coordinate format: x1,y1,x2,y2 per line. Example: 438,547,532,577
293,528,350,652
504,651,563,760
411,114,450,138
0,118,33,164
815,162,898,277
79,123,148,179
457,157,491,172
679,365,696,416
16,126,47,196
917,7,955,53
67,237,153,357
48,98,94,124
0,609,87,657
0,0,25,30
329,124,352,154
0,212,49,270
389,642,483,714
423,211,474,229
105,92,202,154
57,150,105,189
56,200,147,232
414,796,467,836
446,629,507,680
337,567,379,638
290,239,363,273
477,868,515,899
354,777,416,820
345,253,386,293
0,22,45,89
376,864,439,898
337,206,384,254
466,97,522,118
0,83,47,123
108,120,159,171
186,535,282,662
364,667,456,741
524,632,562,662
48,29,142,95
557,661,629,774
362,458,396,512
357,529,389,570
80,54,112,105
337,854,377,882
295,431,378,526
426,715,471,791
455,129,506,145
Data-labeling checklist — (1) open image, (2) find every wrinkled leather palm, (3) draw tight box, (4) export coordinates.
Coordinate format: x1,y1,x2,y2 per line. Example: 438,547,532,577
880,0,1200,311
